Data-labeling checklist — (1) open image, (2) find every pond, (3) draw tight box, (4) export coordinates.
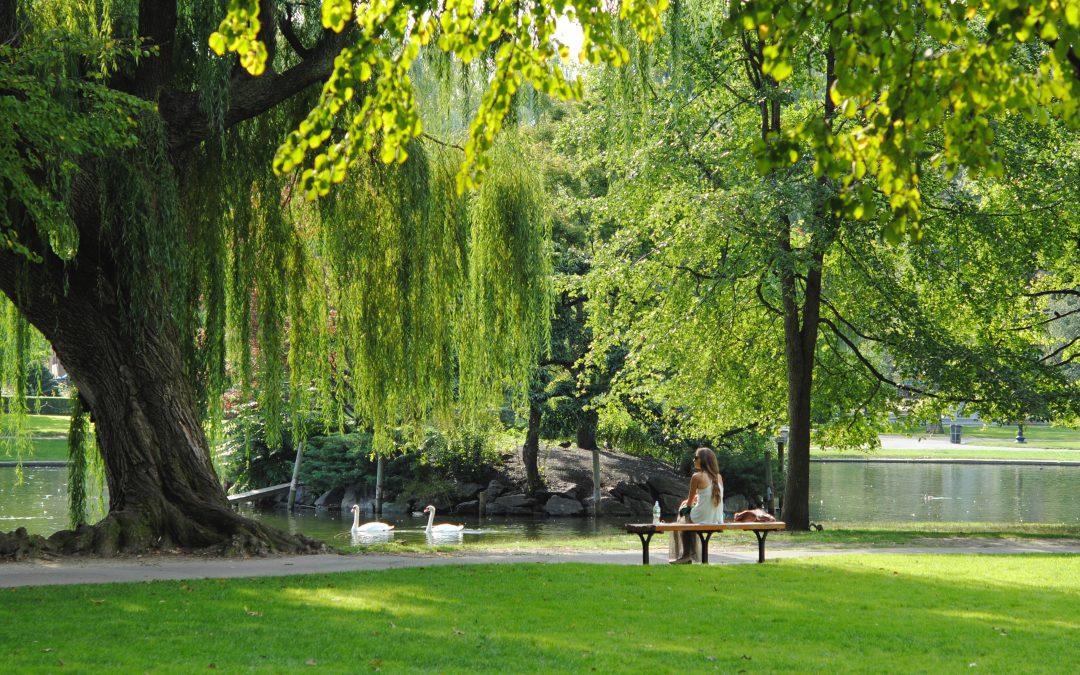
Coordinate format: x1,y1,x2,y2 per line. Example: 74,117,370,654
810,461,1080,523
3,463,1079,540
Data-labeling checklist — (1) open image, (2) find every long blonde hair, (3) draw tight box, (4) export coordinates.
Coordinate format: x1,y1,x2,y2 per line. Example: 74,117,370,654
695,447,723,506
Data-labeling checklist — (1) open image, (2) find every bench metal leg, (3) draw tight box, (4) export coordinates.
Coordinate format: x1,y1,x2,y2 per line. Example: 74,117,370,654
636,532,654,565
753,530,769,563
694,531,714,564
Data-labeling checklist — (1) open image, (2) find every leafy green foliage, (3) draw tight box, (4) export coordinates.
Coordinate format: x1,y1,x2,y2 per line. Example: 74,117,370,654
0,22,150,261
213,0,668,193
731,0,1080,241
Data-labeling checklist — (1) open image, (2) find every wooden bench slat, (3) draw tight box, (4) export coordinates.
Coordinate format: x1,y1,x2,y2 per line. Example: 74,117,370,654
625,521,786,565
626,522,785,533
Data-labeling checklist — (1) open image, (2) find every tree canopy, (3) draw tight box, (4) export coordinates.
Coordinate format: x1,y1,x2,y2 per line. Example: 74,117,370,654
0,0,1078,554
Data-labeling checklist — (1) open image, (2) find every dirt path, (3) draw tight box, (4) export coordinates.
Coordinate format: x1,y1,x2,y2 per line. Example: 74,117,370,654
3,539,1079,588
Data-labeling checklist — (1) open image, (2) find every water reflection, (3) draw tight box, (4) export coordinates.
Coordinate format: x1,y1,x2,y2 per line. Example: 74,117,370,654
809,462,1080,523
351,530,394,546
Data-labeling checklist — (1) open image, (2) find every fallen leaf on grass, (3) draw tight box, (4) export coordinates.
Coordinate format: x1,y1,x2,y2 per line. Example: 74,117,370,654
369,658,383,671
706,656,717,661
207,664,216,669
244,607,263,617
42,648,53,653
453,629,465,636
306,659,317,666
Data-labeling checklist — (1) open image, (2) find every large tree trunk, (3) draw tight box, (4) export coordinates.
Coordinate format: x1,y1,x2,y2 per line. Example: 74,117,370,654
522,400,543,495
0,249,321,556
779,242,825,532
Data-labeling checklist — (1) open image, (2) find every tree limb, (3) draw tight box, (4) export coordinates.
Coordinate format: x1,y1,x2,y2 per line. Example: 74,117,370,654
1005,306,1080,332
1040,333,1080,364
279,7,314,59
1024,288,1080,299
164,26,354,153
818,315,942,399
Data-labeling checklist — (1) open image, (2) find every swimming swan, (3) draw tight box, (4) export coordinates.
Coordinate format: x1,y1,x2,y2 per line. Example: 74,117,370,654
350,504,394,533
423,505,464,533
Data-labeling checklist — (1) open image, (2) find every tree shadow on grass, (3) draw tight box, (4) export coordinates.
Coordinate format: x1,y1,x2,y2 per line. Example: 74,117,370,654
1,555,1078,671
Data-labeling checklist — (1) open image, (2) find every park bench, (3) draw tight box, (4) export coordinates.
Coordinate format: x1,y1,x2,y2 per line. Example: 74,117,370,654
625,521,787,565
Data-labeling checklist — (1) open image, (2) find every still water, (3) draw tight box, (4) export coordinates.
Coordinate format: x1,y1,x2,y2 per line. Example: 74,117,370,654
3,463,1079,539
810,462,1080,523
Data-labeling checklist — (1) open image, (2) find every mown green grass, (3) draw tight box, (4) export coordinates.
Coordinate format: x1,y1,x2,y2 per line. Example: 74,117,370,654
2,555,1077,672
878,425,1080,451
0,415,74,461
0,414,70,437
815,448,1080,461
0,438,69,461
961,425,1080,450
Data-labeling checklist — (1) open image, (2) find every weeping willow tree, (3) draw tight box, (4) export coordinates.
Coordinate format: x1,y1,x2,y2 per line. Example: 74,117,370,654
0,0,663,556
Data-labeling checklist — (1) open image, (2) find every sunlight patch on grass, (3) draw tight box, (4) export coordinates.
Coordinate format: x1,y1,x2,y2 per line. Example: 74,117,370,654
2,555,1079,671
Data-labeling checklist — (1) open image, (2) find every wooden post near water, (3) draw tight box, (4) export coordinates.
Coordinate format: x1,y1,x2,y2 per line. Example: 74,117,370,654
591,448,601,517
375,455,384,516
287,441,305,513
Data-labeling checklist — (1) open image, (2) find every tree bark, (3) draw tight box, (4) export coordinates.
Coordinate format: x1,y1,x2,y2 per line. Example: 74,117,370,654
0,1,356,557
523,400,543,495
0,246,320,556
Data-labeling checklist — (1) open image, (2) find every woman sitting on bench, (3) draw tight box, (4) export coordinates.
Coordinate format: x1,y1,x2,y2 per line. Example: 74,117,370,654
669,447,724,564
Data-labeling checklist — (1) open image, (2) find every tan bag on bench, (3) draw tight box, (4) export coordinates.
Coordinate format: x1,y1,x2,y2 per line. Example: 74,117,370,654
733,508,776,523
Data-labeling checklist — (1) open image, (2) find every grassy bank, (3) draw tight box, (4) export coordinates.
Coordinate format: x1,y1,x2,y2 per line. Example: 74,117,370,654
2,555,1077,672
880,425,1080,450
1,414,72,462
814,448,1080,462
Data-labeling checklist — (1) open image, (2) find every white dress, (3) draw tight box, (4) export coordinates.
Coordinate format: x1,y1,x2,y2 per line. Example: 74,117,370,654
690,482,724,524
669,480,725,562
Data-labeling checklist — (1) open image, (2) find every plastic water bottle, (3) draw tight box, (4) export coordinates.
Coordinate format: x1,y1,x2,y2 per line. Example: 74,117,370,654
652,501,661,524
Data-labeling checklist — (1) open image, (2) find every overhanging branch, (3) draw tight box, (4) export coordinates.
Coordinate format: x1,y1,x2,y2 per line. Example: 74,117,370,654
818,315,940,399
164,26,354,152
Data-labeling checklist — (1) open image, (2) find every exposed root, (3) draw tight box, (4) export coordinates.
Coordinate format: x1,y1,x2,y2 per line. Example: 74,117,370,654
1,512,326,561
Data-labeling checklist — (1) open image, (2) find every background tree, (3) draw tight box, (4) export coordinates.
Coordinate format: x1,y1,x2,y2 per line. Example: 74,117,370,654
567,0,1080,528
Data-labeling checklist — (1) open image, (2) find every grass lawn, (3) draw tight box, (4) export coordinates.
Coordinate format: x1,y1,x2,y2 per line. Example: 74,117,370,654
815,447,1080,461
1,554,1077,672
961,425,1080,450
0,414,70,437
0,415,74,461
880,424,1080,451
0,437,69,461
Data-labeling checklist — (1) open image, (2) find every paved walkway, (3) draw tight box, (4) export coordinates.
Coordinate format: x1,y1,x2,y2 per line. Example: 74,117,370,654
877,434,1076,453
3,540,1079,588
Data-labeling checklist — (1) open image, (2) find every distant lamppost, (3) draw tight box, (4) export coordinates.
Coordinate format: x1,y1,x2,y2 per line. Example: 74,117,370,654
777,427,789,474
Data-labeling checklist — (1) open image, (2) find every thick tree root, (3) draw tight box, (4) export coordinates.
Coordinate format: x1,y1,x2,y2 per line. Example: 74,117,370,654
0,512,326,561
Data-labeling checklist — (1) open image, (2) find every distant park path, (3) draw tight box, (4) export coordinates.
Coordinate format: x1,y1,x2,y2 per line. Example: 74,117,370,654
3,540,1080,588
877,434,1079,453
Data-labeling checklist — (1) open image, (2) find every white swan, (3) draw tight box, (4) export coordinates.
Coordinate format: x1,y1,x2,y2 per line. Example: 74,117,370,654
350,504,394,533
423,505,464,533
